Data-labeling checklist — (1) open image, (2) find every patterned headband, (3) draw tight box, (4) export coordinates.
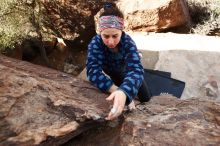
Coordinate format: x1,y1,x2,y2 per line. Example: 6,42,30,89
98,15,124,32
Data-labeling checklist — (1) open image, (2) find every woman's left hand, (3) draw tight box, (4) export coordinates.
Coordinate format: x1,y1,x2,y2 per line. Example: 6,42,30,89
105,90,126,120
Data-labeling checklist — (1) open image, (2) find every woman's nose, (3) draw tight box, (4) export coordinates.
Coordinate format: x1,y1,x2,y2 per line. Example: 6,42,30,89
108,38,114,44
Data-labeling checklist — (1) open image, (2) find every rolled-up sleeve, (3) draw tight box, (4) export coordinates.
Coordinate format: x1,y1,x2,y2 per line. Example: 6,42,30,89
86,36,113,91
118,37,144,103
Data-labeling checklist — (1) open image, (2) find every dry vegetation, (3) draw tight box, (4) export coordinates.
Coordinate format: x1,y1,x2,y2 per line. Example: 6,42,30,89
187,0,220,35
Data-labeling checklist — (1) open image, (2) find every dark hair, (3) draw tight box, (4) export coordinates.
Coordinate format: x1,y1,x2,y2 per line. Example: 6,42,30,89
100,2,124,19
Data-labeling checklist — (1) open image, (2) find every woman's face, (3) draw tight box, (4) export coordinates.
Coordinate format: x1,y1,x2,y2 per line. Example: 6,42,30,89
100,28,122,49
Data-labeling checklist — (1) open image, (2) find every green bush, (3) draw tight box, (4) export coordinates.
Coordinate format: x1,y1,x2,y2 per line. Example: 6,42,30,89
0,0,34,52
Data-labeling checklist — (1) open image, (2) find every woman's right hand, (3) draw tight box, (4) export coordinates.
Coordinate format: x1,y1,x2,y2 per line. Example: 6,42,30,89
105,89,126,120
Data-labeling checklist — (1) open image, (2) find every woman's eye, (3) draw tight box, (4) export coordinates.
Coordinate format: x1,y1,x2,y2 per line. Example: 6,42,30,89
112,35,118,38
104,35,109,39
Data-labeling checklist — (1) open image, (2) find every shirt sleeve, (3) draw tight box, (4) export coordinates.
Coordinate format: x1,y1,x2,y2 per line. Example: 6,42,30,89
86,35,113,91
118,36,144,103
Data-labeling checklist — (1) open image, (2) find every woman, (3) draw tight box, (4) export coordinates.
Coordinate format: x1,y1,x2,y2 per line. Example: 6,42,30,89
86,2,151,120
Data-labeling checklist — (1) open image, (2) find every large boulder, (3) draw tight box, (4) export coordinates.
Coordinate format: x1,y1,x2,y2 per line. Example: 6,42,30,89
117,0,191,32
38,0,106,41
155,50,220,101
129,32,220,100
65,96,220,145
1,55,220,146
119,96,220,145
0,55,111,146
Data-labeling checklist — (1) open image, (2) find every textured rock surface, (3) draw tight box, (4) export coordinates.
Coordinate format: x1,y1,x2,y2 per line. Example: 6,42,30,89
117,0,190,32
119,96,220,145
39,0,113,41
64,96,220,146
1,54,220,146
0,54,111,146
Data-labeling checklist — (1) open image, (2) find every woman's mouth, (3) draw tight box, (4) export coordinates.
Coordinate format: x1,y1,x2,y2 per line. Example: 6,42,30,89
108,45,115,48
